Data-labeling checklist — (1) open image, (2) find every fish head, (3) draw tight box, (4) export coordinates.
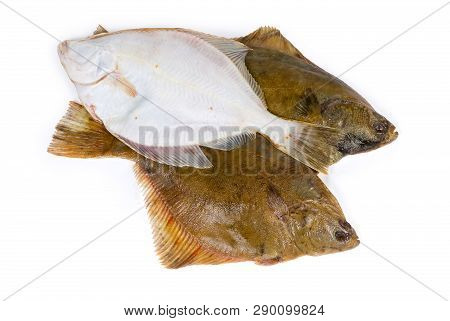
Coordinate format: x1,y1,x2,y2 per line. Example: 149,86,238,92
308,212,359,255
288,205,359,256
57,37,116,86
57,34,140,120
320,98,398,155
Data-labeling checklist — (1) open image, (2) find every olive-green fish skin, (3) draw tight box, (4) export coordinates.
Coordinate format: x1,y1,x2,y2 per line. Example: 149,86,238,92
244,47,398,162
48,102,359,266
138,135,360,263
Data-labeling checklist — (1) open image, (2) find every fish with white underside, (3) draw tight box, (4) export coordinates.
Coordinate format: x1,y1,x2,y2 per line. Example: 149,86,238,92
48,101,359,268
58,28,342,173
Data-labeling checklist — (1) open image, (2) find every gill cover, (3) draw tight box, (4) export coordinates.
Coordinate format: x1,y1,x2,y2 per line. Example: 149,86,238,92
58,39,115,85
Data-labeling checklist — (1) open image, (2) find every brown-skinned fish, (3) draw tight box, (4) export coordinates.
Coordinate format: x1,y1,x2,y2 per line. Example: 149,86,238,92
67,26,397,172
48,26,400,268
87,25,397,165
237,27,398,165
48,102,359,268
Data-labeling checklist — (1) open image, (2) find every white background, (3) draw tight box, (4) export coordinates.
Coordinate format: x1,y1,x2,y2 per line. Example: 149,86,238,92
1,0,449,319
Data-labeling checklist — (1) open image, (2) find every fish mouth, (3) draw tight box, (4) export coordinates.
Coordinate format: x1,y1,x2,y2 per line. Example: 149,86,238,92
390,130,399,142
337,133,379,155
379,126,399,148
347,235,360,250
337,126,398,156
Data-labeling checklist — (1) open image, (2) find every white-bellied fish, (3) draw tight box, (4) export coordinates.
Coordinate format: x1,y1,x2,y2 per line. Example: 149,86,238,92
58,28,342,173
48,102,359,268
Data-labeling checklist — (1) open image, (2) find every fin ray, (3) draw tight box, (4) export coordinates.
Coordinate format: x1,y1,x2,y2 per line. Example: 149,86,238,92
48,101,116,158
235,26,315,66
295,88,321,117
93,25,108,35
261,119,343,173
120,137,212,168
185,30,267,107
201,131,256,150
133,163,239,268
287,123,343,174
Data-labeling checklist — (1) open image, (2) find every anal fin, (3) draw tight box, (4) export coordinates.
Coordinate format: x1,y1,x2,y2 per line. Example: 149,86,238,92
295,88,321,119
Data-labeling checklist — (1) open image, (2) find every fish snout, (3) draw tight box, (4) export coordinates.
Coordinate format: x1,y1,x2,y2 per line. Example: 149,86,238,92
389,125,399,142
380,122,398,147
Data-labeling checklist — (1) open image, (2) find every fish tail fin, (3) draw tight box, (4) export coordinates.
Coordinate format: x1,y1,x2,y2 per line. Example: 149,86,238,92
261,118,343,174
48,101,126,159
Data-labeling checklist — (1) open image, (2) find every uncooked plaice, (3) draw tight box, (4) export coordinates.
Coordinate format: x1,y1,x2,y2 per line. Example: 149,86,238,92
49,102,359,268
58,27,344,173
50,26,398,268
237,27,398,165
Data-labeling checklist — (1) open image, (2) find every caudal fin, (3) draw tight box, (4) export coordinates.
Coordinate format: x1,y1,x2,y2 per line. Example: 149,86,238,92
48,101,128,159
262,119,343,173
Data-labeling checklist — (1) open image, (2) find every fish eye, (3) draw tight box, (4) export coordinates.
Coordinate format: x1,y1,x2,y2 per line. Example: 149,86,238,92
334,230,351,242
339,219,353,231
373,121,388,134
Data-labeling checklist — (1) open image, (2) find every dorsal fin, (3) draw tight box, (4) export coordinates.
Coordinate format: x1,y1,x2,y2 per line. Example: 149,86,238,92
235,26,314,65
133,163,239,268
93,25,108,35
184,29,267,108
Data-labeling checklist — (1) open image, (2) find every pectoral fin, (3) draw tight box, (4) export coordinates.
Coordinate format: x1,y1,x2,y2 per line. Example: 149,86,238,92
295,88,322,119
107,71,137,97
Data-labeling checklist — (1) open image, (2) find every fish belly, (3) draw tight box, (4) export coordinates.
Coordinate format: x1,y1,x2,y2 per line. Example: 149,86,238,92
93,30,268,147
